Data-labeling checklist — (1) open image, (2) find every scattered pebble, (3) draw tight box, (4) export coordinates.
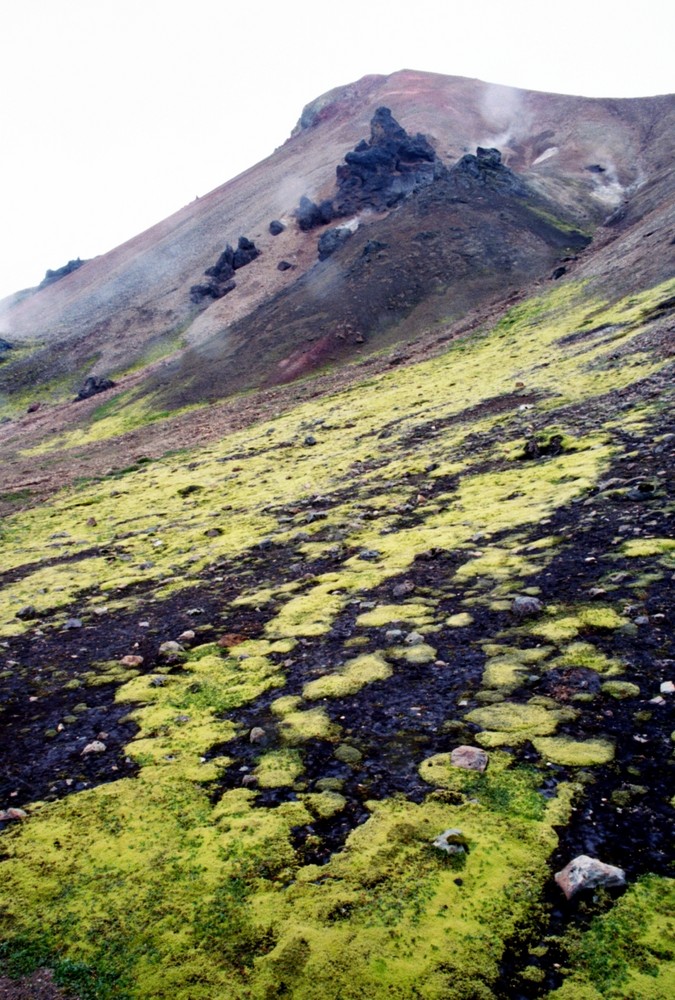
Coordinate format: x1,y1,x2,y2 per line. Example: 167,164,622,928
81,741,106,755
120,654,144,667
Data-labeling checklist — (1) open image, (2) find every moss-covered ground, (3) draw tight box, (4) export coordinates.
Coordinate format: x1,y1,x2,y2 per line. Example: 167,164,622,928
1,278,673,998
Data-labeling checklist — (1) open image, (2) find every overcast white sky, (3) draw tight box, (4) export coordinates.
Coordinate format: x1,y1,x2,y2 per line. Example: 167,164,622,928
0,0,673,301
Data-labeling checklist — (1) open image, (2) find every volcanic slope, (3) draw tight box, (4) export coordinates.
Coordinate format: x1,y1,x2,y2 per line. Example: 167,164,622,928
0,70,673,421
1,269,674,999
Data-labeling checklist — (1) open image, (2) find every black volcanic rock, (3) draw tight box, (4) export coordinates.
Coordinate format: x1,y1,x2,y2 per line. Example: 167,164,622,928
318,226,354,260
39,258,87,289
0,337,13,356
75,375,116,401
451,147,526,195
269,220,285,236
295,107,444,230
191,237,259,304
332,106,443,216
232,237,260,270
296,196,334,232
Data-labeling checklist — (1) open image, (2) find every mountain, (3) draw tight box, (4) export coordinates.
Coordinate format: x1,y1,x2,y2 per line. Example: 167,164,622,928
0,71,673,1000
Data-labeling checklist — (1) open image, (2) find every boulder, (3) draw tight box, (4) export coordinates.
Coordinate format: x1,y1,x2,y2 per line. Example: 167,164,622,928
269,220,285,235
318,226,354,260
232,236,260,269
75,376,116,401
555,855,626,899
451,745,489,772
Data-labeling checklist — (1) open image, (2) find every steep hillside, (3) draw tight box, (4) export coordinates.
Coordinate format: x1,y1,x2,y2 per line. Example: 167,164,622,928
1,271,673,998
0,71,673,418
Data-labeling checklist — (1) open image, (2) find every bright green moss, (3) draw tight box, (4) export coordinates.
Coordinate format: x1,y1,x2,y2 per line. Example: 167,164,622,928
532,736,615,766
255,749,304,788
530,605,627,643
548,641,623,675
446,612,474,627
482,655,529,693
278,707,338,745
602,680,641,699
356,603,434,628
465,700,566,747
303,652,391,700
547,876,675,1000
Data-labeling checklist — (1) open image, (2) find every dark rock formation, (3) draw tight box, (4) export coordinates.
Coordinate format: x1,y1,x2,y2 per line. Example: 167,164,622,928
295,106,444,231
452,147,526,195
233,237,260,270
0,337,13,358
39,258,87,289
296,196,334,232
269,220,285,236
191,237,259,304
333,107,442,216
318,226,354,261
277,261,294,271
75,376,116,401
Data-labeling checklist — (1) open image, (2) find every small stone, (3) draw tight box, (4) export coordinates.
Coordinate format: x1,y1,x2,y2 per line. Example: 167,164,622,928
385,629,404,643
150,676,168,687
120,654,144,667
334,744,362,765
174,715,190,724
16,605,38,620
634,616,649,625
451,745,489,772
81,740,106,755
242,774,259,787
555,855,626,899
249,727,267,745
304,435,317,446
269,220,285,236
186,608,204,616
63,618,83,630
177,630,196,644
512,596,544,617
404,631,425,646
158,641,184,658
204,528,222,537
392,580,415,598
358,549,381,561
660,681,675,694
432,829,468,855
0,808,28,822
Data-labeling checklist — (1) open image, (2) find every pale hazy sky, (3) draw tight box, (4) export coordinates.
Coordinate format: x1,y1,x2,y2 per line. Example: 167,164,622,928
0,0,673,301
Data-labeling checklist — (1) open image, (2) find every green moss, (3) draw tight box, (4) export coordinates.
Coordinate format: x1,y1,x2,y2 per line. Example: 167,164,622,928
303,652,391,700
386,642,437,665
530,605,627,643
278,707,338,745
255,749,304,788
465,700,566,747
446,613,474,627
532,736,615,766
548,641,622,675
547,875,675,999
356,603,434,628
482,655,529,693
601,680,640,699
